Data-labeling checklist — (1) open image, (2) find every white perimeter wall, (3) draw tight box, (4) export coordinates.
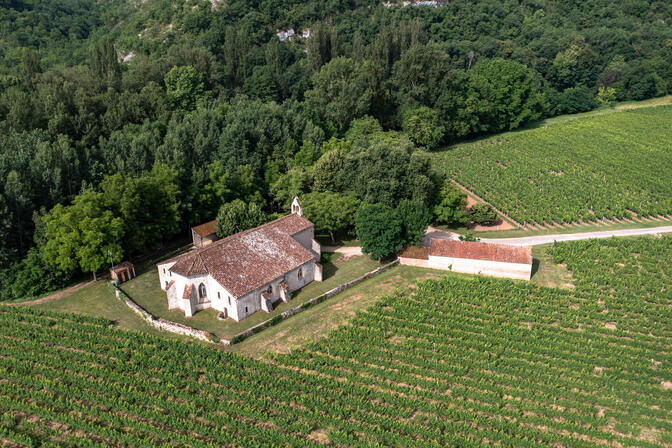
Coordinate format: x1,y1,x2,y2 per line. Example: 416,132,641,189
398,257,430,268
427,255,532,281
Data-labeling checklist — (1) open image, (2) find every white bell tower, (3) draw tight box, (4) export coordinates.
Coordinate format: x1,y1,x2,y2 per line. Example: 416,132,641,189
291,196,303,216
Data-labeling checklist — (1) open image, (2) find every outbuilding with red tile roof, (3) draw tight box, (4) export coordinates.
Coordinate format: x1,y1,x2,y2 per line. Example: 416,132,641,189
399,239,533,281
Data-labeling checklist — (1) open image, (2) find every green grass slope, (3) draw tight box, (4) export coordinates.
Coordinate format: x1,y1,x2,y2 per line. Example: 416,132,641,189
434,106,672,225
1,235,671,446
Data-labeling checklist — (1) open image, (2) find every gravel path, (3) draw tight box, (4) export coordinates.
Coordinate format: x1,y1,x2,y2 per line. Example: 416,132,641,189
322,246,363,257
480,226,672,247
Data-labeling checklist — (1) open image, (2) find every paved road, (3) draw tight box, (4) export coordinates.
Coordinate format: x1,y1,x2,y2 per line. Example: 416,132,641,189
480,226,672,247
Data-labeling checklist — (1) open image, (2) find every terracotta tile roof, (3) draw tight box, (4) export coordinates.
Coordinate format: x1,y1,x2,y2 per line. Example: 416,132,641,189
168,213,316,298
170,252,208,277
192,220,217,237
398,245,429,260
111,261,134,273
429,239,532,265
183,283,193,300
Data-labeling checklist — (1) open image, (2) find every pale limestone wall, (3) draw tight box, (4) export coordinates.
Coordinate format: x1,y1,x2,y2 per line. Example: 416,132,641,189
284,260,315,290
166,284,180,310
232,259,315,322
235,289,262,321
398,257,430,268
292,227,315,253
427,255,532,281
158,261,177,290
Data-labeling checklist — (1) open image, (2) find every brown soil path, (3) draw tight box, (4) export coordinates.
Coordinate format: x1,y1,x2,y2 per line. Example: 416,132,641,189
6,280,96,306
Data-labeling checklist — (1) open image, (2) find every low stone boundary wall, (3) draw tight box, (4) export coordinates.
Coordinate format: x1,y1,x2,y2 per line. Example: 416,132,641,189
113,287,223,344
398,257,430,268
229,259,399,344
112,259,399,346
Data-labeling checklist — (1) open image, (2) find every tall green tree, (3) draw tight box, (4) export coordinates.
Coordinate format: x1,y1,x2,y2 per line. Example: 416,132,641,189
215,199,267,238
100,163,181,255
43,189,124,280
164,65,206,111
397,199,431,246
355,203,403,261
90,38,121,91
465,58,544,133
302,192,360,243
305,57,372,134
433,182,469,226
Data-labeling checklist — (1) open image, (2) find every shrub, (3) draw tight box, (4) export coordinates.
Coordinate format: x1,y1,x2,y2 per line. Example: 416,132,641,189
470,203,498,225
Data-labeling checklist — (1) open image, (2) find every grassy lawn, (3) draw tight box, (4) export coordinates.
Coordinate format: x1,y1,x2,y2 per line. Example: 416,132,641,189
31,280,168,337
233,265,452,358
120,253,380,340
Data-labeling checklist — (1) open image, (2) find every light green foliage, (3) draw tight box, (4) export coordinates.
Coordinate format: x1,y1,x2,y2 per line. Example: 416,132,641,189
2,237,671,445
215,199,267,238
433,182,469,226
596,86,617,105
270,167,312,210
305,57,372,134
318,137,350,156
311,149,345,192
435,106,672,224
301,192,360,242
401,106,445,151
293,141,319,168
164,65,205,111
43,189,124,279
355,202,403,260
397,199,431,246
469,203,497,225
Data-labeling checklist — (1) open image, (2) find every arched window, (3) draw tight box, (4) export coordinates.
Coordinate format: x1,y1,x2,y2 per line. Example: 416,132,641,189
298,268,303,280
266,285,273,295
198,283,207,301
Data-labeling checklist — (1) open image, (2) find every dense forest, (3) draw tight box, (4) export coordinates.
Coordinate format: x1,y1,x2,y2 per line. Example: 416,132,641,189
1,0,671,299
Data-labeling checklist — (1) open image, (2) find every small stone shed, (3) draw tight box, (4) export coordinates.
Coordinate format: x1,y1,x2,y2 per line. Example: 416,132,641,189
191,220,219,247
399,239,533,281
110,261,136,284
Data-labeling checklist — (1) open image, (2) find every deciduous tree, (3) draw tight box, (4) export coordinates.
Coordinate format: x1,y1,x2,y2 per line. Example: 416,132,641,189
43,189,124,280
355,203,403,261
302,192,360,243
215,199,267,238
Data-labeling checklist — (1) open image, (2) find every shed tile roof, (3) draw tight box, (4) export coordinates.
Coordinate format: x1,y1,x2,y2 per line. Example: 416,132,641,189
429,239,532,265
168,213,316,298
192,220,217,238
111,261,134,273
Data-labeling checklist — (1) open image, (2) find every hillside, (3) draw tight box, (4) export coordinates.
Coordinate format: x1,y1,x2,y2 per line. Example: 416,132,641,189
434,105,672,226
1,236,671,446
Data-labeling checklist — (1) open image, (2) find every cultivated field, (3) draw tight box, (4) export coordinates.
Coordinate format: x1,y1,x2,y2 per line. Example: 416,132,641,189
434,106,672,226
1,235,671,446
